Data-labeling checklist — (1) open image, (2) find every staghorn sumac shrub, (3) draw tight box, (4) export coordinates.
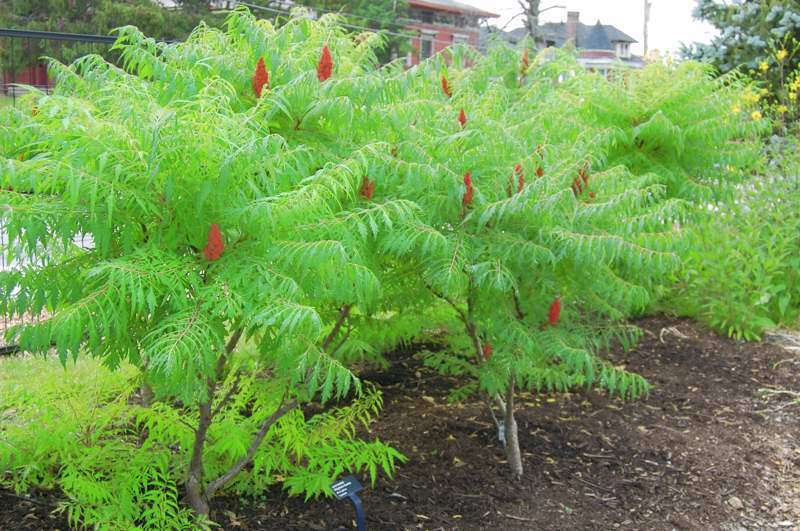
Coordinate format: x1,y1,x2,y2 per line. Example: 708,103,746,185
353,44,763,477
0,9,407,525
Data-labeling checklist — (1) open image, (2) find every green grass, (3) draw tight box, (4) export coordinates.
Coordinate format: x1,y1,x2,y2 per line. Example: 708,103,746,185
0,95,15,108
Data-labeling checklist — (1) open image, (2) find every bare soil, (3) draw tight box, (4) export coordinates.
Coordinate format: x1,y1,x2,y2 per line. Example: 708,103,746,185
3,316,799,530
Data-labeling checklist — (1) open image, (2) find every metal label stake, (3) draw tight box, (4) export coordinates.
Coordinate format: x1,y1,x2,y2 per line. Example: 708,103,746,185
331,474,366,531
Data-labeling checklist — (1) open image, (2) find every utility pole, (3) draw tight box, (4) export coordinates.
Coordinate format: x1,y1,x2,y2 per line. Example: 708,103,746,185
643,0,652,56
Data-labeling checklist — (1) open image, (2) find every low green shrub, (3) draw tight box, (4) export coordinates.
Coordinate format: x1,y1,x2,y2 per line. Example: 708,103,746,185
0,353,400,529
665,168,800,340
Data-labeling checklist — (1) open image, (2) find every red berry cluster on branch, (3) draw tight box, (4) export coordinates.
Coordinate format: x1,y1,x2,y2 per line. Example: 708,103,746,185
571,163,592,199
317,45,333,82
204,224,224,261
482,342,493,360
462,171,474,209
441,75,452,98
252,57,270,98
521,49,530,75
360,176,375,200
548,297,561,326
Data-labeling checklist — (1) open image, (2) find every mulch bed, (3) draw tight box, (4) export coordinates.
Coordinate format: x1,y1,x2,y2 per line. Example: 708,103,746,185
3,316,799,530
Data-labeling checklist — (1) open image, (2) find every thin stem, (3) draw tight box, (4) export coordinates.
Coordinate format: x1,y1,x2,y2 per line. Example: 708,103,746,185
512,289,526,320
185,326,244,515
426,282,468,324
211,370,242,418
330,320,353,357
205,396,297,498
322,304,352,351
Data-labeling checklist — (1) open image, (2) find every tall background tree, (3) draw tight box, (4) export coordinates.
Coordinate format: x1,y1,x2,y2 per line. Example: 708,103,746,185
0,0,213,75
263,0,409,64
683,0,800,93
512,1,565,45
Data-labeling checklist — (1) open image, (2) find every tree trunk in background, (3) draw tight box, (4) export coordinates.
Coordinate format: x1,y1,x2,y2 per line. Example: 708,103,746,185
519,0,542,44
643,0,652,56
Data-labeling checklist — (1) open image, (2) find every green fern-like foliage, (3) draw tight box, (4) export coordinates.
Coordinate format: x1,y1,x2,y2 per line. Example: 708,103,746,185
0,354,399,529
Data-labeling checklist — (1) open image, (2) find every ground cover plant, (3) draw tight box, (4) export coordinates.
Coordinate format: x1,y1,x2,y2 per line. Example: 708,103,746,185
666,167,800,340
0,6,766,527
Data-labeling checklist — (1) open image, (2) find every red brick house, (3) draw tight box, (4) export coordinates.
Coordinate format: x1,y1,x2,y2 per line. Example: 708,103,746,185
405,0,498,67
2,64,52,94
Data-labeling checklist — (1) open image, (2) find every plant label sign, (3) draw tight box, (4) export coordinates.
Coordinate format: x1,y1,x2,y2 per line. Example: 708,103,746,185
331,475,366,530
331,475,363,499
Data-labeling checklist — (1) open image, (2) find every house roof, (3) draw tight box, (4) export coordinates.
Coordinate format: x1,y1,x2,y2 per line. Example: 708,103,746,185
408,0,499,18
583,21,613,50
539,20,637,47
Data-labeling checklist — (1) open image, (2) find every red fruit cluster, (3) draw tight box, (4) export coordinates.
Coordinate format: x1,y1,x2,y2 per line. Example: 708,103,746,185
571,163,591,198
317,45,333,82
515,163,525,193
360,175,375,200
482,342,493,360
462,171,474,208
520,48,530,75
458,108,467,128
507,163,525,197
535,145,545,177
252,57,270,98
548,297,561,326
441,75,452,98
204,223,224,261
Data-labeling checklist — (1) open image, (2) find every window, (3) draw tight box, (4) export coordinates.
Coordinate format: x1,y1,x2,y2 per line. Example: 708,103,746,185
420,37,433,60
452,33,469,46
616,42,630,59
421,10,434,23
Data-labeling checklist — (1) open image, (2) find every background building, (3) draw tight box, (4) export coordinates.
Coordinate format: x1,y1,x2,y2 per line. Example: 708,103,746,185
501,11,644,73
405,0,498,67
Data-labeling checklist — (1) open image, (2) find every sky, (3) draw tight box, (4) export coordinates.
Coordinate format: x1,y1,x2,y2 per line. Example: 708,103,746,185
465,0,718,57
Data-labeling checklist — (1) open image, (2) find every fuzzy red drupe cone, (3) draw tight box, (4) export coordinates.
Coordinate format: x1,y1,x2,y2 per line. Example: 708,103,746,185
252,57,270,98
588,191,595,199
458,108,467,128
536,166,544,178
462,171,474,208
515,163,524,193
360,176,375,200
521,48,530,73
441,75,452,98
482,342,493,360
317,45,333,82
204,223,224,261
548,297,561,326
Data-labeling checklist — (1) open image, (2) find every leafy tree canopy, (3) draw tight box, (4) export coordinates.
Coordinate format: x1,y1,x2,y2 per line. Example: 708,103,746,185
0,0,214,72
683,0,800,88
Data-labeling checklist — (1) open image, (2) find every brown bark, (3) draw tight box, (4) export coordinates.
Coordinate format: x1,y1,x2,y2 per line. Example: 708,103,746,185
504,379,524,479
184,304,355,516
322,304,352,351
204,399,297,498
185,328,243,516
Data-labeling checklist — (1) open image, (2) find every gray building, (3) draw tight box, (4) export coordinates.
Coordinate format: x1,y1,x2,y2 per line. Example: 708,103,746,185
495,11,644,73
